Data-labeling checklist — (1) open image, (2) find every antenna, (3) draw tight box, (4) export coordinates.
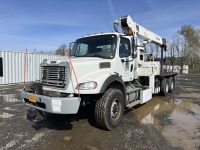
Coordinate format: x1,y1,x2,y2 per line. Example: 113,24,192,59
108,0,116,20
107,0,117,31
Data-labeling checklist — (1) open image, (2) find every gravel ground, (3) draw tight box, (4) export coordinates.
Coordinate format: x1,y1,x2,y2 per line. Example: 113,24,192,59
0,74,200,150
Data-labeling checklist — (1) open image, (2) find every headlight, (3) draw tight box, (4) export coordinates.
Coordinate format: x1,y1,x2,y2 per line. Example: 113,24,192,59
76,82,97,90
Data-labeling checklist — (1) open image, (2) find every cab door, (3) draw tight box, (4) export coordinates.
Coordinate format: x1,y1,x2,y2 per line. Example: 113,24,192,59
119,37,134,81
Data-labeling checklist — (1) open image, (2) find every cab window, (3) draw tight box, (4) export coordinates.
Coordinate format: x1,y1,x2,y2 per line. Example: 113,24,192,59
119,38,130,58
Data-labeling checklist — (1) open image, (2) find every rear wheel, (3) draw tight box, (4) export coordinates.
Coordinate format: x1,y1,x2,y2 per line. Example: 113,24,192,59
160,78,169,96
168,77,175,93
95,88,124,130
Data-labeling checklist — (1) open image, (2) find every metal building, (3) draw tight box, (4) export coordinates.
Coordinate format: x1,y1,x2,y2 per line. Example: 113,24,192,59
0,51,66,84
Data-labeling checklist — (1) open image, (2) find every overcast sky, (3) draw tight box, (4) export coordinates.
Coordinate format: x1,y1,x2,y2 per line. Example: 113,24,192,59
0,0,199,52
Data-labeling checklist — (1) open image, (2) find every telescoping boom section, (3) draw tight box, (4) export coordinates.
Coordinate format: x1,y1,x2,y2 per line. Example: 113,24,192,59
114,15,167,49
114,15,172,76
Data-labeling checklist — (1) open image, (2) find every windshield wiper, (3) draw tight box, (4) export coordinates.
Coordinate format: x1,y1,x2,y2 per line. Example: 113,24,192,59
74,52,113,59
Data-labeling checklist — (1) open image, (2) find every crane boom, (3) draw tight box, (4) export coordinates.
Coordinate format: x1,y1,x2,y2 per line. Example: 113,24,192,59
114,15,167,49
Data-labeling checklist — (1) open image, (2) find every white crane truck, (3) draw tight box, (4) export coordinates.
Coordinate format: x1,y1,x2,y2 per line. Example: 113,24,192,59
21,16,177,130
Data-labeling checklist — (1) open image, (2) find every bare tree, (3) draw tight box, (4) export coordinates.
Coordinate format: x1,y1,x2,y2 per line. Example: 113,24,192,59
33,49,55,54
144,42,160,61
168,41,176,67
168,33,185,68
55,44,68,56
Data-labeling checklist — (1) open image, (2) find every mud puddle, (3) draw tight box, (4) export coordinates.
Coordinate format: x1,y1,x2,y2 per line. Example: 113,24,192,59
134,96,200,150
162,100,200,150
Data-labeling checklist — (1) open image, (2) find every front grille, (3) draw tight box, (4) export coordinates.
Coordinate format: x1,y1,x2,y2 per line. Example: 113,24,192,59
41,66,67,88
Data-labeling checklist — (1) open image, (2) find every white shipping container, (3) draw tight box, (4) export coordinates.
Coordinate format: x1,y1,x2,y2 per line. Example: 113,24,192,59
0,51,66,84
182,65,189,74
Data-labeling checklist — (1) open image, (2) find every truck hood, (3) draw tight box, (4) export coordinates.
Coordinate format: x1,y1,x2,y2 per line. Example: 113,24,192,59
70,57,112,82
43,57,112,86
42,57,113,93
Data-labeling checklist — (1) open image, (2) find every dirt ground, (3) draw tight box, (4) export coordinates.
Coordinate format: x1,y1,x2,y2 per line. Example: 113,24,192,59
0,74,200,150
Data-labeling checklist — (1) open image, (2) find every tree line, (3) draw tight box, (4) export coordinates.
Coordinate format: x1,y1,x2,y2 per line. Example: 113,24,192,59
33,44,68,56
168,25,200,74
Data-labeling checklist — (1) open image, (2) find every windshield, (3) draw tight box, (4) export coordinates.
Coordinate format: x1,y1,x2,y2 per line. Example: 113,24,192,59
70,34,117,59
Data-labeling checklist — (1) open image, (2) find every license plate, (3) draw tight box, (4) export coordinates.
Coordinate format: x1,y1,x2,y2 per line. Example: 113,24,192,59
28,95,37,103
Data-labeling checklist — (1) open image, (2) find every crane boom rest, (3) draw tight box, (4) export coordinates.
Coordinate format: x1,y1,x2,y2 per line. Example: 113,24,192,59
114,15,167,49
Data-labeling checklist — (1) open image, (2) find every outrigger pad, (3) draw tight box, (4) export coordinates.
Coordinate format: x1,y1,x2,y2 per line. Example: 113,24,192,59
27,108,45,122
27,108,38,121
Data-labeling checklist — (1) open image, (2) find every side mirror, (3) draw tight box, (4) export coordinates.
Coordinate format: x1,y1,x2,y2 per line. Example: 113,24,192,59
131,37,137,58
0,57,3,77
132,51,137,58
69,42,74,55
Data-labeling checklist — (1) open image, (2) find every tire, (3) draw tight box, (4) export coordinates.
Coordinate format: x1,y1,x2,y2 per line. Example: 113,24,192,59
168,77,175,93
95,88,124,130
160,78,169,96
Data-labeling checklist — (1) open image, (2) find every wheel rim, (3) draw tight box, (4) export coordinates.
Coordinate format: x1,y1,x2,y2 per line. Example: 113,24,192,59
166,82,169,93
110,99,121,121
171,81,174,90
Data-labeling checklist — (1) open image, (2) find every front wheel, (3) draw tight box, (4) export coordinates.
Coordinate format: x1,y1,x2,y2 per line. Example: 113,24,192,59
95,88,124,130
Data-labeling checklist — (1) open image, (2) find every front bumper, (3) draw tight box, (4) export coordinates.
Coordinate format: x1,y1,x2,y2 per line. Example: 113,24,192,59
20,90,81,114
